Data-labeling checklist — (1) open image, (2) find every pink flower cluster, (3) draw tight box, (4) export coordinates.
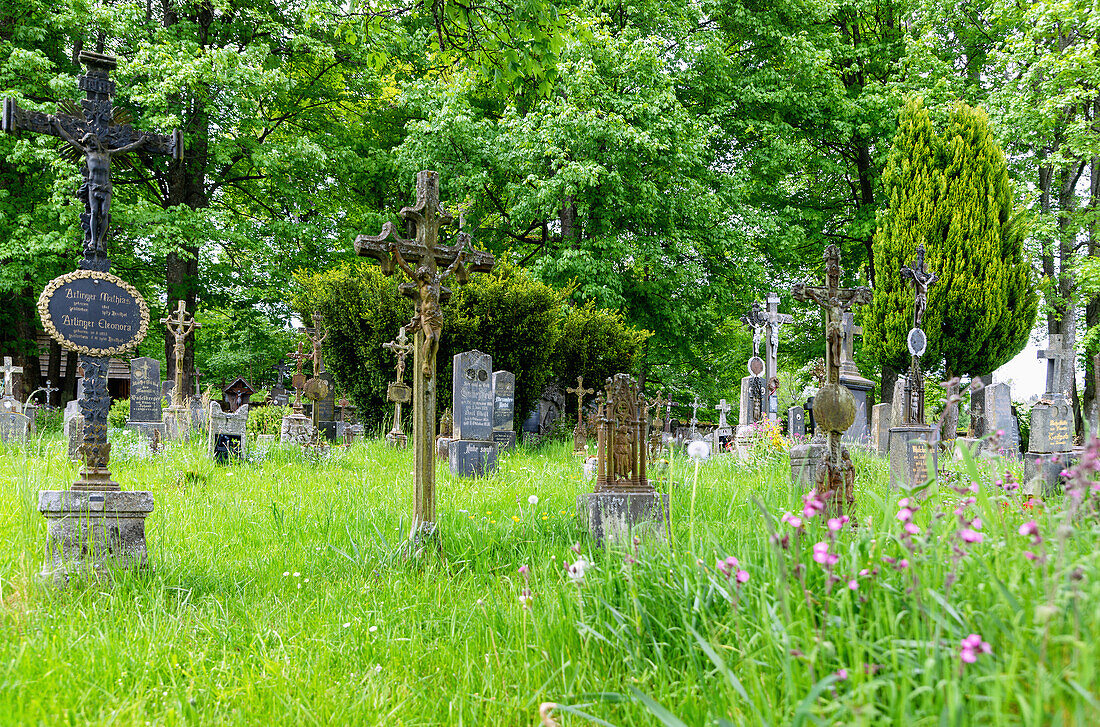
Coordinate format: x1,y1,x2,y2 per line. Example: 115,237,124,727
959,634,992,664
812,541,839,567
896,497,922,537
953,487,984,545
717,556,750,584
802,493,826,520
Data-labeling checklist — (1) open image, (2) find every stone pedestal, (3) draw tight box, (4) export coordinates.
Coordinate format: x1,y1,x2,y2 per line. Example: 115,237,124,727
1023,451,1075,497
162,405,189,441
280,413,312,446
449,439,498,477
39,489,154,586
888,425,938,490
1024,400,1073,493
790,441,825,488
738,375,763,425
576,491,669,546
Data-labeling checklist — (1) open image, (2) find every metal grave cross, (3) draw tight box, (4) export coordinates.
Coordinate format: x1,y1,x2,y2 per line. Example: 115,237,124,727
899,244,938,330
4,51,179,490
160,300,201,409
353,171,496,542
383,326,414,447
690,395,703,432
1,357,23,399
1037,334,1075,399
567,375,595,427
383,326,414,384
740,302,767,358
900,245,937,425
793,245,872,386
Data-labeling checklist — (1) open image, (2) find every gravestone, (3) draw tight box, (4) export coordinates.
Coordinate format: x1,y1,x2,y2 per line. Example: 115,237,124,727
838,311,873,445
126,357,165,442
0,410,30,443
314,370,338,441
65,413,84,460
223,377,255,413
970,381,1021,456
207,402,248,462
739,357,766,426
1,356,24,414
872,403,891,456
280,411,312,446
788,405,805,438
712,398,733,451
578,374,668,545
1023,335,1076,493
491,370,517,451
566,376,595,455
449,350,498,476
889,430,936,489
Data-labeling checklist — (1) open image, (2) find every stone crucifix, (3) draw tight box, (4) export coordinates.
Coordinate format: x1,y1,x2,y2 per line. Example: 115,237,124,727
353,171,495,542
715,398,732,429
1037,333,1075,401
286,341,310,414
793,244,872,515
763,293,793,384
160,300,201,409
740,302,767,359
1,356,23,400
383,326,414,447
4,51,179,490
567,375,596,455
690,395,703,434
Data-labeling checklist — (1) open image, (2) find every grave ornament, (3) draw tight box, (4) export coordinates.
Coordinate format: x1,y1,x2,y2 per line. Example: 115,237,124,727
383,326,413,448
566,375,595,455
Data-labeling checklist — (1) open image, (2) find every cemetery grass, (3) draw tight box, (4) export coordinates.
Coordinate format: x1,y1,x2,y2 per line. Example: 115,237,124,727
0,437,1098,726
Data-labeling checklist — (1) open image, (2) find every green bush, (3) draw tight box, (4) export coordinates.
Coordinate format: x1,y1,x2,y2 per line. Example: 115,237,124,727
248,404,291,436
550,300,650,391
108,398,130,428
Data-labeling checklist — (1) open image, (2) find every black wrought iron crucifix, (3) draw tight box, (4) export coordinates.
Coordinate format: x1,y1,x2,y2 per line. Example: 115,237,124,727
3,51,180,490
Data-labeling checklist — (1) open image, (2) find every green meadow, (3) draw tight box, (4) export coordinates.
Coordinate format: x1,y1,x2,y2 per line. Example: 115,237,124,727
1,432,1098,726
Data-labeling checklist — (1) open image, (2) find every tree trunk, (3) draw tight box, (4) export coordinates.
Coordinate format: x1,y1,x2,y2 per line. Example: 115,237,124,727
854,135,876,286
880,363,900,404
1085,145,1100,435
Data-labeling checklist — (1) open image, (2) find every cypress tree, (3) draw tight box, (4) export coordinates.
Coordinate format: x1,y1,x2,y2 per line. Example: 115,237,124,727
864,97,946,391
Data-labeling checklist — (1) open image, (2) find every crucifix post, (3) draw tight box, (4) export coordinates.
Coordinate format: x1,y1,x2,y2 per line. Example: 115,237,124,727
1037,333,1075,400
1,356,23,402
763,293,793,384
793,245,872,515
160,300,201,410
566,375,595,455
353,171,495,542
5,51,179,490
383,326,414,448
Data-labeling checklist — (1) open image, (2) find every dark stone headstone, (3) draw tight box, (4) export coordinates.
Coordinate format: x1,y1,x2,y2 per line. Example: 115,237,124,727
1029,400,1072,454
492,370,516,451
788,405,805,438
450,350,497,475
213,433,243,463
841,374,873,445
315,370,337,423
128,357,162,422
888,425,938,490
971,382,1021,456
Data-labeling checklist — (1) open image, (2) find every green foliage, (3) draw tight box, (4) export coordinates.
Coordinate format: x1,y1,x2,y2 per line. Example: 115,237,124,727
247,405,290,437
33,408,63,436
109,398,130,428
194,307,297,388
866,99,1037,380
551,301,651,390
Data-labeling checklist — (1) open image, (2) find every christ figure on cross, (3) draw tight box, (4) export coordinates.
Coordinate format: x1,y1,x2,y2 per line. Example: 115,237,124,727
391,237,468,379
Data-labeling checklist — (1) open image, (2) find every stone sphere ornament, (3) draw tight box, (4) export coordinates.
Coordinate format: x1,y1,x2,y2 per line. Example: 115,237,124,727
811,382,856,433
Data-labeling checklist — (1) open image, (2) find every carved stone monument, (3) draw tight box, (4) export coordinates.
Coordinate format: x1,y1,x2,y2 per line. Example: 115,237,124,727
354,171,496,542
5,51,177,583
223,377,255,414
126,357,165,442
208,402,248,462
280,340,312,445
578,374,668,545
792,245,871,514
449,350,498,476
0,356,23,414
889,245,939,491
711,398,733,451
739,303,767,427
492,370,517,451
871,402,891,456
838,311,874,444
969,381,1021,456
1024,336,1075,492
160,300,200,438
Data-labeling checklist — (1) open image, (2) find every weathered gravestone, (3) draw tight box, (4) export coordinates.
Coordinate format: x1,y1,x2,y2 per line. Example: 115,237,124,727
207,402,248,462
383,326,413,448
578,374,668,545
1,356,23,414
126,357,165,441
839,311,874,445
566,376,595,455
0,410,30,443
871,403,891,456
788,405,805,438
160,300,200,439
280,340,312,445
65,409,84,460
1023,335,1076,494
449,350,498,476
711,398,733,451
6,50,177,583
492,370,517,451
969,381,1020,456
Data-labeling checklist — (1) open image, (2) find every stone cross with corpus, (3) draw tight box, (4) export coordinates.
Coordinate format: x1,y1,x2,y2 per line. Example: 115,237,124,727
1037,333,1075,400
567,375,595,428
899,244,937,425
715,398,732,429
1,356,23,399
383,326,414,447
740,302,767,359
160,300,201,409
286,341,310,414
763,293,793,383
793,245,872,516
353,171,495,542
4,51,179,490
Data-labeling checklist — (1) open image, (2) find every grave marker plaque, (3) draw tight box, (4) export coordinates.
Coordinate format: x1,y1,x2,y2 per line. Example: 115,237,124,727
492,370,517,451
449,350,497,475
128,357,162,422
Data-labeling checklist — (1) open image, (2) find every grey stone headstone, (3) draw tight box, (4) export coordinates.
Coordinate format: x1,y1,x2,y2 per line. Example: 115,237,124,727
315,371,337,424
449,439,497,477
128,357,162,423
492,370,515,432
889,426,938,490
207,402,248,461
788,406,805,438
66,414,84,460
891,377,907,428
841,374,873,444
971,382,1020,456
64,399,80,424
872,402,892,456
452,350,494,441
1028,399,1072,454
0,411,30,443
161,380,174,401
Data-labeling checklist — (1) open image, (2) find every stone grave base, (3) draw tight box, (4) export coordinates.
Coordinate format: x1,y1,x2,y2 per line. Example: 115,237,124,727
386,431,408,448
162,406,189,441
280,414,312,445
125,420,165,443
577,491,669,546
790,441,825,488
492,430,517,452
889,425,938,491
1023,451,1077,497
38,489,154,587
449,439,497,477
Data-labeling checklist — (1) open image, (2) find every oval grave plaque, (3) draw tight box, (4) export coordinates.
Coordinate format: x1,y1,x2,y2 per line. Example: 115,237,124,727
748,356,765,377
37,270,149,356
907,327,927,357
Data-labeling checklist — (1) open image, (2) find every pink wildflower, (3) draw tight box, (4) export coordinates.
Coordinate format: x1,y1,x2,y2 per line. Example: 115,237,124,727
904,522,921,536
835,668,849,681
959,634,992,664
781,511,804,529
827,515,850,531
1018,520,1041,544
959,528,984,544
736,569,750,584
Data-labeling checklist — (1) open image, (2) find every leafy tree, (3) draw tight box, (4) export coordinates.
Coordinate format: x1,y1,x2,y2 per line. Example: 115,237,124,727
549,301,651,393
864,97,945,398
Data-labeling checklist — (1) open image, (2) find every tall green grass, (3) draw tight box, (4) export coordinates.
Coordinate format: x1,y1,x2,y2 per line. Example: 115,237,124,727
0,433,1097,725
